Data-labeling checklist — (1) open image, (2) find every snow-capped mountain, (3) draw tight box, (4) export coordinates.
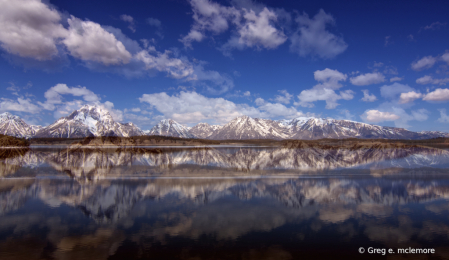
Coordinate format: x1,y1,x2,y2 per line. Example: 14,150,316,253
35,105,144,138
418,131,449,138
205,115,437,140
1,109,449,140
208,116,290,140
282,117,428,140
188,122,222,138
0,112,41,138
147,119,194,138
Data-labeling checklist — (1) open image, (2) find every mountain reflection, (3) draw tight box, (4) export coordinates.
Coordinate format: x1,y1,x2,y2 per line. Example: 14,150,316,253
2,177,449,259
1,145,449,178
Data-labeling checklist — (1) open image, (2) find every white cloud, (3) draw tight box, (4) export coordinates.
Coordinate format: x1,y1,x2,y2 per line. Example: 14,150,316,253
314,68,347,85
438,109,449,123
135,49,195,79
290,9,347,59
399,91,423,104
182,0,288,54
140,91,252,124
361,90,377,102
390,77,403,82
416,75,449,85
296,88,354,109
63,16,132,65
0,0,67,60
227,8,287,50
411,56,437,71
139,91,307,125
364,110,400,123
0,97,41,113
243,91,250,96
350,72,385,86
120,14,136,32
38,83,100,110
380,83,414,100
296,68,351,109
423,88,449,102
441,52,449,64
180,0,238,47
274,90,292,104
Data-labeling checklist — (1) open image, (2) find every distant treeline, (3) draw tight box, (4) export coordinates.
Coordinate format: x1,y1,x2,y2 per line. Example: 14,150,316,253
0,134,30,147
12,135,449,147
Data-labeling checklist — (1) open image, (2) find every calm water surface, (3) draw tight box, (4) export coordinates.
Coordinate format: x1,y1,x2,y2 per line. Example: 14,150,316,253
1,146,449,259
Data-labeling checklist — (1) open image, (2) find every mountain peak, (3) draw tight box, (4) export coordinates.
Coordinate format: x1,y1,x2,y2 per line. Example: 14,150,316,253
148,118,194,138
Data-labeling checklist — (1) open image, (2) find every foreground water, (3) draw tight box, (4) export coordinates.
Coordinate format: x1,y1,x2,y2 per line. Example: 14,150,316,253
1,146,449,259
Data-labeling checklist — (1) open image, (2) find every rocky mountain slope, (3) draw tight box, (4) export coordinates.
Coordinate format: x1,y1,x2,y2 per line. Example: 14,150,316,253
147,119,194,138
34,105,143,138
1,107,449,140
188,123,223,138
0,112,41,138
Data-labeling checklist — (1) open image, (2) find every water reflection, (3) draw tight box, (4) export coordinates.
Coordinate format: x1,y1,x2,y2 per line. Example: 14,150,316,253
1,146,449,259
1,145,449,179
1,177,449,259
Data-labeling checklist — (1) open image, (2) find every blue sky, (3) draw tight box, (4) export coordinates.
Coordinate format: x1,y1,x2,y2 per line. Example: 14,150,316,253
1,0,449,131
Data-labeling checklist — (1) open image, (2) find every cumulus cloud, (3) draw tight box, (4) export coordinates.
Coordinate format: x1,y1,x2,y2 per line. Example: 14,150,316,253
0,0,67,60
63,16,132,65
0,97,41,113
438,109,449,123
223,8,287,51
350,72,385,86
139,91,307,125
243,91,250,96
296,68,352,109
296,88,354,109
364,110,400,123
38,83,100,110
274,90,292,104
180,0,238,47
390,77,403,82
289,9,347,59
423,88,449,102
120,14,136,32
416,75,449,85
135,49,195,79
399,91,423,104
181,0,287,54
411,56,437,71
361,90,377,102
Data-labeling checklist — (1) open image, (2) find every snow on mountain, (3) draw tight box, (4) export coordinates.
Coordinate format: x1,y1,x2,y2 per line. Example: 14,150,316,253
1,108,448,140
208,115,290,140
418,131,449,138
281,117,427,140
188,122,222,138
147,119,195,138
35,105,144,138
0,112,39,138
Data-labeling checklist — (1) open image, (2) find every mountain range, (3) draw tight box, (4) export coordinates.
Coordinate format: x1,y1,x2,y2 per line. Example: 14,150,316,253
1,105,448,140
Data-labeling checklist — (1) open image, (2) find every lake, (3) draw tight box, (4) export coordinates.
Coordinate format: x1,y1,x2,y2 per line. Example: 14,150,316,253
1,145,449,259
